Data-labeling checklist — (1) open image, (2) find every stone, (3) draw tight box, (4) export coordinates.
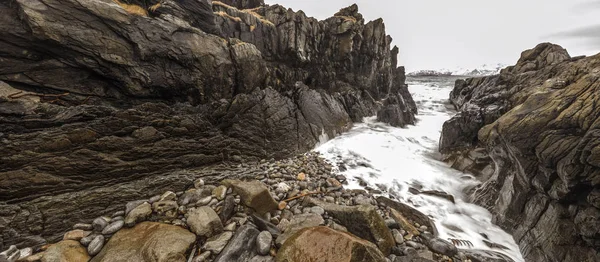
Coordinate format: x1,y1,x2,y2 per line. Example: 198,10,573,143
310,206,325,215
73,223,93,231
224,222,237,231
203,231,234,254
222,180,279,215
251,214,282,239
0,245,18,262
19,248,32,259
193,251,211,262
276,226,386,262
152,200,179,218
275,213,324,247
159,191,177,201
101,220,124,235
391,229,404,245
92,217,109,232
125,200,148,215
426,238,457,257
297,173,306,181
186,206,224,237
197,196,213,206
80,234,97,247
43,240,91,262
308,199,395,255
213,186,228,201
256,231,272,256
275,183,291,194
249,255,275,262
219,196,236,223
214,225,260,262
87,235,105,256
194,179,205,189
90,222,195,262
63,230,91,241
124,202,152,227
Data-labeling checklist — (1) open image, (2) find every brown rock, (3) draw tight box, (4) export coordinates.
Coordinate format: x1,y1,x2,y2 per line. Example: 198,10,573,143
62,230,91,241
222,180,278,214
90,222,195,262
41,240,90,262
275,226,386,262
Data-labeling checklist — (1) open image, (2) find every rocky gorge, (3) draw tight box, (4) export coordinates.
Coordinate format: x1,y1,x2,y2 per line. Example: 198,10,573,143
440,43,600,261
0,0,417,252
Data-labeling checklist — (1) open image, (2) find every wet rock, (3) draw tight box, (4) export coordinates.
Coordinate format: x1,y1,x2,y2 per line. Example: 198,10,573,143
186,206,224,237
426,238,457,257
223,180,278,215
250,255,275,262
308,199,394,255
256,231,272,256
276,226,386,262
43,240,91,262
275,213,324,247
87,235,105,256
203,231,234,254
124,202,152,227
460,249,515,262
90,222,195,262
214,225,260,262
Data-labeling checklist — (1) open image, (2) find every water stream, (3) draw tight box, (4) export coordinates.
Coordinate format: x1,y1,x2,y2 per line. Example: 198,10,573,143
314,76,524,261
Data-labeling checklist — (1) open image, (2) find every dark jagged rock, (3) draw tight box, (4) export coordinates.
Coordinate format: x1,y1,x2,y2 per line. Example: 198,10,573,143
440,43,600,261
0,0,415,250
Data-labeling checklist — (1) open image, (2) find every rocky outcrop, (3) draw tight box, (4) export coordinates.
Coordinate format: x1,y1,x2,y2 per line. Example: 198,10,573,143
0,0,415,249
440,43,600,261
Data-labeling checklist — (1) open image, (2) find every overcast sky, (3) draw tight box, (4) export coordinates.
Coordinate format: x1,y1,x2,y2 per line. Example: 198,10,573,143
264,0,600,71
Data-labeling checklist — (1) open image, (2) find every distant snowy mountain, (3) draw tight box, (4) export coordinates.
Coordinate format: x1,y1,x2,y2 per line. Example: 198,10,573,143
408,63,507,77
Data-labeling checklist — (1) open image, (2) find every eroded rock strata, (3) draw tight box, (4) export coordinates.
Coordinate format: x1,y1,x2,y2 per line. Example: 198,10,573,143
0,0,416,250
440,43,600,261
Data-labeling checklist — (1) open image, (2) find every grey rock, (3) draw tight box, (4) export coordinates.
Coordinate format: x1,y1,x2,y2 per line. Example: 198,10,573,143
203,231,234,254
73,223,94,231
310,206,325,215
193,251,211,262
0,245,19,262
426,238,457,257
214,225,260,262
256,231,272,256
275,213,324,247
80,234,97,246
124,202,152,227
102,220,124,235
87,235,105,256
186,206,223,237
391,229,404,245
92,217,110,232
125,200,148,215
219,196,236,223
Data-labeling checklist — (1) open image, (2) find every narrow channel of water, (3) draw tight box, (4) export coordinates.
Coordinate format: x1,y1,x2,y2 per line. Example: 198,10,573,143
315,76,524,261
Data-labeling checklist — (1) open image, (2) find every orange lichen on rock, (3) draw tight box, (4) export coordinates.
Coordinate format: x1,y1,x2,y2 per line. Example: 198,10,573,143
112,0,148,16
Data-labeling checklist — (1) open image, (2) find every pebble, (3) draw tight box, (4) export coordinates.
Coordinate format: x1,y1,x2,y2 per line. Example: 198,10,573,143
87,235,105,256
196,196,212,206
193,251,211,262
102,220,124,235
148,195,161,204
224,222,237,231
310,206,325,215
256,231,272,256
112,211,125,217
297,173,306,181
19,248,32,259
0,245,19,262
73,223,93,231
125,200,147,215
194,178,205,189
203,231,234,254
213,185,227,200
63,229,91,241
80,234,97,246
160,191,177,201
92,217,109,231
275,182,291,193
391,229,404,245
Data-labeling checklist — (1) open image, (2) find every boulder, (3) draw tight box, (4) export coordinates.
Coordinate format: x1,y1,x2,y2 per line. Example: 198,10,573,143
90,222,195,262
307,199,395,255
222,180,278,215
276,226,386,262
124,202,152,227
275,213,324,247
203,231,234,254
186,206,224,237
42,240,90,262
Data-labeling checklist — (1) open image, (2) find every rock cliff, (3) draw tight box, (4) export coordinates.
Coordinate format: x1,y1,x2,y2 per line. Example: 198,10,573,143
440,43,600,261
0,0,416,250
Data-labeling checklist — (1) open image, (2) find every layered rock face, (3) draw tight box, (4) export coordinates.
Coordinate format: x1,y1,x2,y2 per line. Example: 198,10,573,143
0,0,415,250
440,43,600,261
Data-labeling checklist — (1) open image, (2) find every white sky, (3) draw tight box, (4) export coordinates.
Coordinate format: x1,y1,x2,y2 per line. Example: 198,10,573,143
264,0,600,71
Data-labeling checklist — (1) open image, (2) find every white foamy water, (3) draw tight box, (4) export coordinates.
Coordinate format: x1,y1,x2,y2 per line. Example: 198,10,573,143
315,76,524,262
